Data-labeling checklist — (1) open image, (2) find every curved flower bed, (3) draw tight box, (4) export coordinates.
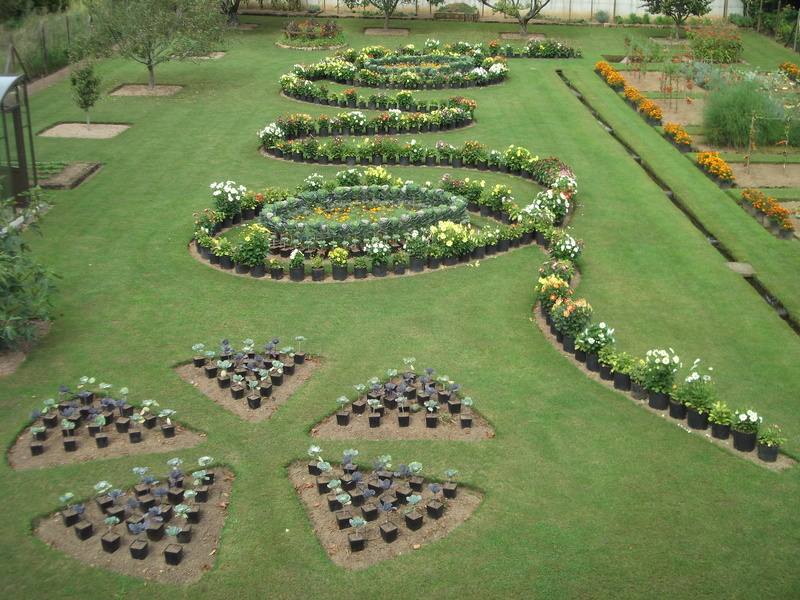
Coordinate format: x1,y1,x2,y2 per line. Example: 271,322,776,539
259,183,467,246
283,43,509,91
739,188,795,238
259,105,475,145
280,19,344,49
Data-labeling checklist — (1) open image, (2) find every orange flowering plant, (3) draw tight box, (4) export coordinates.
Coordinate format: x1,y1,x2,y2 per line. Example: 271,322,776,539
549,298,593,337
697,152,735,182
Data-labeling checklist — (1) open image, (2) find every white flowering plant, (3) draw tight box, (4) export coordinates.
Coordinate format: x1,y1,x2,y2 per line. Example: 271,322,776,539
211,180,246,219
575,322,615,353
363,237,392,265
671,358,715,412
547,230,584,261
733,408,763,434
643,348,681,393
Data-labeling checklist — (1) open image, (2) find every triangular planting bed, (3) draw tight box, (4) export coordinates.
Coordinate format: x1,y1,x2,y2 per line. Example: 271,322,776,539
34,467,233,584
288,459,482,570
174,355,321,423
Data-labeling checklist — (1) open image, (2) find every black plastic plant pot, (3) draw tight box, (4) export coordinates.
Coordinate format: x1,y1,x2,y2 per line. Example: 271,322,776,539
348,533,366,552
405,511,424,531
95,496,113,514
247,395,262,410
142,414,158,429
74,521,93,541
204,365,218,379
443,482,458,499
447,399,462,414
138,494,156,511
101,532,121,553
167,488,184,505
30,442,44,456
192,356,205,368
315,477,331,495
270,373,283,386
283,363,295,376
335,510,352,530
259,383,272,397
63,439,77,452
379,523,398,543
398,414,410,427
294,352,306,365
186,507,201,524
161,424,176,438
203,471,215,485
194,486,209,503
176,525,192,544
425,414,438,429
460,415,473,429
426,499,444,520
409,476,424,492
368,414,381,428
129,539,149,560
115,418,130,433
128,430,142,444
361,503,378,522
164,544,183,565
146,521,164,541
336,411,350,426
106,506,126,522
307,460,321,476
352,399,367,414
327,494,342,512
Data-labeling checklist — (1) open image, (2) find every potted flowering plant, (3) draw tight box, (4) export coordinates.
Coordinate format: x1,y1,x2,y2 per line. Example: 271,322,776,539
708,401,734,439
732,408,762,452
329,247,349,280
574,322,615,367
404,230,429,272
549,298,593,340
536,275,572,317
671,359,715,430
289,249,305,282
757,424,786,462
642,348,681,409
364,237,392,277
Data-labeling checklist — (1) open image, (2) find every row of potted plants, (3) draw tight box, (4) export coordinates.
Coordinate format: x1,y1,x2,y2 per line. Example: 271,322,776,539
596,63,663,125
696,151,736,186
537,271,788,462
285,43,509,91
281,88,477,114
54,457,218,566
304,447,462,550
190,337,308,409
330,363,477,429
739,188,795,238
486,38,581,59
661,122,694,152
26,379,180,456
262,107,475,144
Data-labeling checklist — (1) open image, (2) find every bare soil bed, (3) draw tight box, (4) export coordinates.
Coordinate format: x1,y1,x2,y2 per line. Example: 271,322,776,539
38,123,130,139
109,85,183,96
39,162,103,190
34,468,233,585
0,321,50,377
174,357,321,423
532,305,796,472
727,162,800,190
288,461,482,570
8,423,204,471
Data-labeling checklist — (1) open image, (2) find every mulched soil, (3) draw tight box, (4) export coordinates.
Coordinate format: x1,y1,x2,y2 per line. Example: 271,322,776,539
39,162,103,190
38,123,130,139
0,321,50,377
34,468,233,585
532,304,797,473
109,85,183,96
288,461,482,570
8,422,205,471
174,357,321,423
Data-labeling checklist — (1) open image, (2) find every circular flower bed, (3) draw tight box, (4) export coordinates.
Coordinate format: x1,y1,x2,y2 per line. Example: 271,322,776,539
279,19,345,50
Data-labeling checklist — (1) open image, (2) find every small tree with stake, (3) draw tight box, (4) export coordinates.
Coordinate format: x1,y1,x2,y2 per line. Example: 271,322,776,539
342,0,414,32
69,62,101,130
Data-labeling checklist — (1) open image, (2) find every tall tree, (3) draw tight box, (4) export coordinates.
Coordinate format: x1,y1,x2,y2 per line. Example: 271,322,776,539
83,0,229,89
640,0,713,38
220,0,242,25
478,0,552,35
343,0,414,31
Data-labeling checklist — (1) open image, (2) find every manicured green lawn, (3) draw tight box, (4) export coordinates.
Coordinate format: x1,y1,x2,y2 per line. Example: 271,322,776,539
2,17,799,599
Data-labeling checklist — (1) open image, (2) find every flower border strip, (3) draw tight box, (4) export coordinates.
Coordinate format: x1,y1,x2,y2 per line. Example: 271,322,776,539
739,188,795,239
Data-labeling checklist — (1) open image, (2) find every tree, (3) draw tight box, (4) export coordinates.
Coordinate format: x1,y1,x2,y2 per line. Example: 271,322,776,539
478,0,552,35
0,190,59,350
343,0,414,31
83,0,229,89
640,0,713,38
70,63,101,130
220,0,242,25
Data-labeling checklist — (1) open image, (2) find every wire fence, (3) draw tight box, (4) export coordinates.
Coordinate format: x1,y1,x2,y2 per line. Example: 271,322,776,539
1,12,86,81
